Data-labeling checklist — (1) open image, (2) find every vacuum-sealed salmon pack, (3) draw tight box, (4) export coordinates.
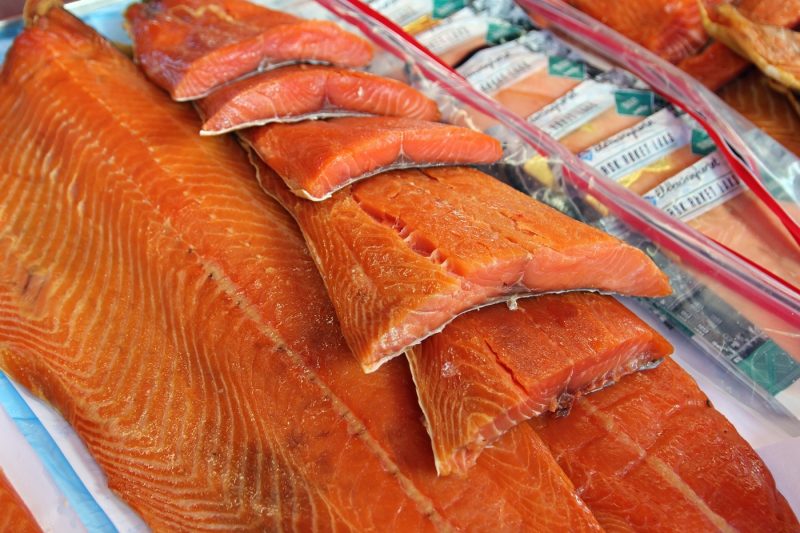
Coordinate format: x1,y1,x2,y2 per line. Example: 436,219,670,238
0,0,799,530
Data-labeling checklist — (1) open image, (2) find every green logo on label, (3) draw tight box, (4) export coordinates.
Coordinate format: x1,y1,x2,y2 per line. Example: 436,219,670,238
432,0,465,18
691,129,716,156
736,341,800,395
487,21,523,44
547,56,585,79
614,89,654,116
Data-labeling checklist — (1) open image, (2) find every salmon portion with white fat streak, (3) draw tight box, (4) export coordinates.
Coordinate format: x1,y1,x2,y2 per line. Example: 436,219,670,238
196,65,441,134
531,359,799,532
243,116,503,200
407,293,673,476
0,7,604,531
253,162,671,372
125,0,373,100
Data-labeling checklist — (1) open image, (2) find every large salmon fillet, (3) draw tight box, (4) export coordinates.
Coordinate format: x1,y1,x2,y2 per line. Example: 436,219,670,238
244,116,504,200
0,470,40,533
406,293,673,476
0,8,603,531
196,65,441,135
531,359,799,532
125,0,373,100
254,162,671,371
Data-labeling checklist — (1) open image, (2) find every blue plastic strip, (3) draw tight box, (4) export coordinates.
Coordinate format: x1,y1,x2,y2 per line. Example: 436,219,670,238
0,372,116,532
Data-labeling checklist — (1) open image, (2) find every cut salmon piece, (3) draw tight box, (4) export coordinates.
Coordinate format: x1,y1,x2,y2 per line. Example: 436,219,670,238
678,42,750,90
125,0,373,100
718,71,800,157
243,116,503,200
196,65,441,134
406,293,673,476
0,8,604,530
565,0,706,63
0,470,40,533
531,359,799,532
253,161,671,371
702,3,800,90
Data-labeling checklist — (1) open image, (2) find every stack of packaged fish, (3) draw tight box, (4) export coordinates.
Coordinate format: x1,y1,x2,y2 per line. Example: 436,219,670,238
0,0,797,530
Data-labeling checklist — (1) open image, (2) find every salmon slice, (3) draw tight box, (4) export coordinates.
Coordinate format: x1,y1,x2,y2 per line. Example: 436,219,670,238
621,145,704,194
531,359,799,532
406,293,673,476
701,3,800,90
565,0,706,63
556,106,646,154
678,42,750,90
196,65,441,134
125,0,373,101
243,116,504,200
0,470,40,533
717,71,800,157
254,162,671,371
0,8,603,530
479,67,581,119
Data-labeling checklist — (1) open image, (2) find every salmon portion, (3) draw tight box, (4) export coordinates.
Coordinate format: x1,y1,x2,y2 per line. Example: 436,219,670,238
0,470,40,533
565,0,706,63
620,145,704,194
0,8,604,530
244,116,503,200
718,71,800,157
254,161,671,371
492,69,581,119
125,0,373,100
197,65,440,134
532,359,799,532
407,293,673,476
702,3,800,90
557,107,645,154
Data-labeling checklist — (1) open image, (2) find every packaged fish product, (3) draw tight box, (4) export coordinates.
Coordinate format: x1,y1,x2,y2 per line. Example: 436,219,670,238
242,116,503,200
578,107,713,194
457,31,592,119
196,64,441,134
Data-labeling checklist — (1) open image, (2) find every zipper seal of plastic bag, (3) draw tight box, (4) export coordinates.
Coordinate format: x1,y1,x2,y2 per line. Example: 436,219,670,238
316,0,800,330
517,0,800,251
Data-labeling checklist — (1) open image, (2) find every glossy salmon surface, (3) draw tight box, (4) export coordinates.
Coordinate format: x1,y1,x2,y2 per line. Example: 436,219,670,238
407,293,673,476
0,8,603,530
126,0,373,100
0,470,40,533
197,65,441,134
254,162,671,371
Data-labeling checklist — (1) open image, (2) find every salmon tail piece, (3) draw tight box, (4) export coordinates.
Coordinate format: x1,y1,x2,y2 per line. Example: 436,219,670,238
407,293,673,476
531,359,800,532
250,157,671,372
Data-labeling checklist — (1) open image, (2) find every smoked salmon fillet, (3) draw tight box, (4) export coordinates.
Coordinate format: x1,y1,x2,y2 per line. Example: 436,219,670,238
531,359,799,532
0,7,604,530
0,470,40,533
406,293,673,476
125,0,373,100
253,162,671,371
243,116,504,200
197,65,441,134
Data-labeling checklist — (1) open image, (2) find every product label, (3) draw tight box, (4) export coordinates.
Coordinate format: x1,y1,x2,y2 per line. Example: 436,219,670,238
643,152,744,222
458,38,548,95
547,56,585,79
596,216,800,412
417,7,487,56
614,89,655,116
432,0,465,18
579,108,689,181
366,0,433,27
487,20,523,44
691,128,716,156
527,80,617,139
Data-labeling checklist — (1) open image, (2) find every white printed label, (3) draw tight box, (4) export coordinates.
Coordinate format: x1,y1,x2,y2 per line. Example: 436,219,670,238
579,108,689,181
527,80,616,139
416,8,487,55
366,0,432,27
457,38,547,95
643,152,744,222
